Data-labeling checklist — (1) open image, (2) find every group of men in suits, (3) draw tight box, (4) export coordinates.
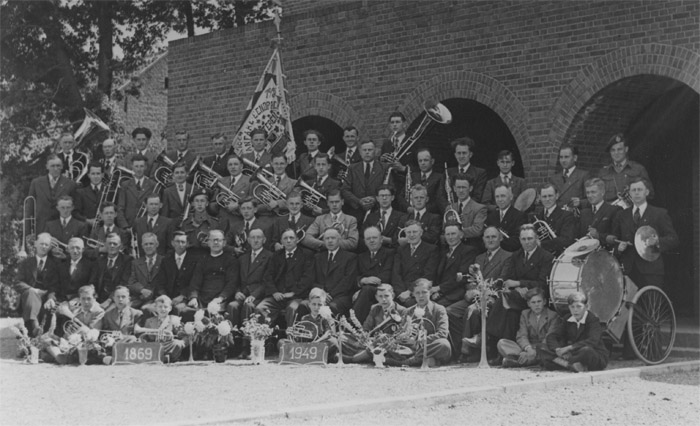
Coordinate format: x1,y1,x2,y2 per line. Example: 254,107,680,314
14,122,677,367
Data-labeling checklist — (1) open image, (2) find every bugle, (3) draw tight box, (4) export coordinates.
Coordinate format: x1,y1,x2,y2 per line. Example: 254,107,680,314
17,196,36,259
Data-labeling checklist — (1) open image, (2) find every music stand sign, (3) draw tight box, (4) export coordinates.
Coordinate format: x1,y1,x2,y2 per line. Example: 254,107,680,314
279,342,328,365
113,342,164,365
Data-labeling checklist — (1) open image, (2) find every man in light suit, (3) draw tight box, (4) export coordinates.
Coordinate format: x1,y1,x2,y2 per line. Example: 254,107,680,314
341,140,387,223
391,220,439,307
160,162,193,220
29,154,77,233
445,137,487,203
447,226,513,358
127,232,163,312
228,229,273,328
133,194,174,256
167,130,197,170
608,177,678,288
44,196,89,259
304,189,359,252
361,184,407,250
548,143,590,211
116,154,157,228
578,178,621,246
311,228,357,316
482,150,527,207
241,128,272,168
450,174,487,248
124,127,158,178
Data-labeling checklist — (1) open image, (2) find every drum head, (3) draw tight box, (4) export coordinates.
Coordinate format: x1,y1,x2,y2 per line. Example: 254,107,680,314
514,188,536,212
565,238,600,257
580,250,624,323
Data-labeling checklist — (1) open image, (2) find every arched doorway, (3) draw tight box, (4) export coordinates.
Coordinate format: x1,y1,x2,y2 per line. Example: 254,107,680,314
291,115,344,157
563,75,699,317
404,98,522,177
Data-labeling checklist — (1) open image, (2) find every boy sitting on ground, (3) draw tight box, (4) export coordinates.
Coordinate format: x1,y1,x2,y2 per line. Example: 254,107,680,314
135,295,185,363
280,287,339,361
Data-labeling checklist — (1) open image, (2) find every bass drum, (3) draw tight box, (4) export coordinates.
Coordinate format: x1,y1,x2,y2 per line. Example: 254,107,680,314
549,249,625,324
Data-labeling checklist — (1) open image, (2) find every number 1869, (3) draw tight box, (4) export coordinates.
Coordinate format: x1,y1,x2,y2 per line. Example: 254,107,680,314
125,347,154,361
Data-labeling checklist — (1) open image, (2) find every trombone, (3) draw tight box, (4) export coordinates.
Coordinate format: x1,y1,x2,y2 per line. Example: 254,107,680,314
17,196,36,259
95,166,134,223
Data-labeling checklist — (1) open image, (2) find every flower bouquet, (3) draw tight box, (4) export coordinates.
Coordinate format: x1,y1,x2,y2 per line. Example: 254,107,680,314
192,304,236,362
341,310,414,368
10,322,42,364
238,314,275,364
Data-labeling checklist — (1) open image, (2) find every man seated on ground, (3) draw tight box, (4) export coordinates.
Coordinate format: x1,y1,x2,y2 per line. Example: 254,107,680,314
540,291,608,372
135,295,185,363
497,288,560,368
386,278,451,367
101,286,142,342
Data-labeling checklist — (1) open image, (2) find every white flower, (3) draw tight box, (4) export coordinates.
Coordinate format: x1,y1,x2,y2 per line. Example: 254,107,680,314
207,300,220,315
170,316,181,327
390,313,402,322
194,321,205,332
68,334,82,346
217,321,232,336
194,310,205,322
184,322,196,335
413,307,425,319
86,329,100,342
319,306,333,320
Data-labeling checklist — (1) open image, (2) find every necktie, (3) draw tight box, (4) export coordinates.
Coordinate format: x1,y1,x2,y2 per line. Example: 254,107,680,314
106,226,113,235
148,217,155,231
178,184,184,192
421,173,427,185
245,221,251,234
251,251,257,264
415,211,421,222
488,251,494,262
633,208,641,225
562,170,568,183
364,163,371,182
410,245,417,256
108,257,115,269
524,251,530,265
147,257,154,272
503,175,510,186
370,251,375,261
93,185,99,193
346,150,352,163
275,175,281,186
177,152,184,162
118,310,124,328
592,205,597,215
328,252,334,264
290,215,296,227
255,154,260,163
176,255,182,270
458,202,464,214
136,180,142,191
447,249,453,259
50,177,56,189
316,177,322,188
62,218,68,228
287,252,293,260
70,262,77,276
380,210,387,231
37,259,44,272
500,209,505,222
460,167,466,175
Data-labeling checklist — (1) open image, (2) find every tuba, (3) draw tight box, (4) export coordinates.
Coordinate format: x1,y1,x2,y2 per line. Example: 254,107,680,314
296,180,326,211
16,196,36,259
381,101,452,164
532,217,557,241
73,108,110,146
442,166,462,225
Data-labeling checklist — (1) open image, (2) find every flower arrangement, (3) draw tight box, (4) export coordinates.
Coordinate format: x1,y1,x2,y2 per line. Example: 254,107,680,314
190,308,236,349
238,314,274,342
341,310,414,357
10,322,42,363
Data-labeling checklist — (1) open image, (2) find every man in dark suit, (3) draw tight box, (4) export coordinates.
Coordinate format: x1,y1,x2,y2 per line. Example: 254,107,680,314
482,150,527,207
341,140,387,223
530,183,576,256
432,224,478,307
161,162,193,220
578,177,620,245
608,177,678,288
202,133,231,177
241,128,272,169
187,230,239,312
257,229,314,327
391,220,439,307
548,143,590,211
331,126,362,181
293,129,323,181
73,162,105,228
91,233,132,307
29,154,77,233
127,232,163,312
379,112,410,198
44,196,89,259
124,127,158,178
271,192,315,251
98,138,127,179
228,229,273,328
447,226,513,359
133,194,174,256
312,228,357,316
56,131,90,182
167,130,197,170
57,238,95,303
13,233,61,336
225,197,271,256
86,202,128,259
117,154,157,228
302,153,341,217
487,224,554,358
403,184,442,245
352,226,395,323
445,137,487,203
485,184,527,252
397,148,446,214
153,231,198,316
361,185,407,250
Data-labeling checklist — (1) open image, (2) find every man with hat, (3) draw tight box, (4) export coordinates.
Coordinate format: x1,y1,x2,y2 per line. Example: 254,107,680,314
597,133,653,204
180,188,228,256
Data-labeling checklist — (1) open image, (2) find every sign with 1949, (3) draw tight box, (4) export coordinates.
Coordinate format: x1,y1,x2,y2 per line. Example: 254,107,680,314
278,342,328,365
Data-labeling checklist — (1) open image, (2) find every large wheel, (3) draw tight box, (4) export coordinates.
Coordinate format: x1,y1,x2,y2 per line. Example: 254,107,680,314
627,286,676,365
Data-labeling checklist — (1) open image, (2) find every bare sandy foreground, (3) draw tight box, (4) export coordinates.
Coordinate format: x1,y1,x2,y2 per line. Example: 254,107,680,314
0,356,696,426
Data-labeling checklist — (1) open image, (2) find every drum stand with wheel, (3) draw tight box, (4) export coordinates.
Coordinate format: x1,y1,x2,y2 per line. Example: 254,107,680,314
549,237,676,365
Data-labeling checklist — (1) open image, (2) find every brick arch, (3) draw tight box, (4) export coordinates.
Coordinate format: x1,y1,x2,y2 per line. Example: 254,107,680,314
399,71,533,169
547,42,700,165
290,91,364,135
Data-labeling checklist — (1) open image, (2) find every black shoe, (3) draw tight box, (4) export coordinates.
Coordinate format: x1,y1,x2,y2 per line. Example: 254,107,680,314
487,356,503,366
26,320,42,338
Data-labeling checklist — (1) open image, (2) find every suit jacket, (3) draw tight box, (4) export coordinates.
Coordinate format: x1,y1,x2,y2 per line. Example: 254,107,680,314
73,303,105,330
546,311,609,363
226,216,271,253
482,175,527,206
238,249,273,300
98,155,127,178
44,217,89,244
474,247,513,281
90,253,132,302
58,257,96,300
485,206,527,252
436,243,478,303
271,213,315,247
116,177,157,228
516,308,562,349
549,167,590,209
242,150,272,168
212,174,252,221
612,204,679,277
397,170,447,214
133,215,174,256
189,252,240,304
127,255,164,297
253,174,296,216
13,255,61,297
263,247,315,298
408,210,442,245
303,175,341,216
125,150,159,177
357,247,395,285
506,246,554,310
305,212,359,251
452,198,487,240
363,302,406,332
530,207,576,256
578,202,620,245
161,183,193,219
202,153,230,178
341,160,387,211
167,150,197,170
361,209,407,249
313,249,357,299
294,151,319,181
153,251,199,298
391,241,439,293
403,302,449,343
73,183,103,222
102,306,143,335
446,165,488,203
28,175,77,233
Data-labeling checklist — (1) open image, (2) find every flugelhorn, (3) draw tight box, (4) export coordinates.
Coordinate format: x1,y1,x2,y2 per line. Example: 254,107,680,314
381,101,452,164
532,217,557,241
296,180,326,211
17,196,36,259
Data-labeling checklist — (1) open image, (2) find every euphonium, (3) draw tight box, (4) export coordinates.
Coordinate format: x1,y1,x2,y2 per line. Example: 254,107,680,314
214,181,241,208
532,217,558,241
442,167,462,225
296,180,326,211
251,173,288,208
192,158,224,189
17,196,36,259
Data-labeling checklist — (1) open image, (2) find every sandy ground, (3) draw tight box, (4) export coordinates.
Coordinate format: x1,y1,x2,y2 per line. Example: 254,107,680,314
0,355,698,426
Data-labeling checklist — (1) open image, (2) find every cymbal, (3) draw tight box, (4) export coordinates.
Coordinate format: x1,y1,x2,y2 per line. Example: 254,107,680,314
565,238,600,257
514,188,536,212
635,225,661,262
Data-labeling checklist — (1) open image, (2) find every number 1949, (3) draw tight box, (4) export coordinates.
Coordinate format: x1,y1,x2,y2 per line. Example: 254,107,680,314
288,345,318,360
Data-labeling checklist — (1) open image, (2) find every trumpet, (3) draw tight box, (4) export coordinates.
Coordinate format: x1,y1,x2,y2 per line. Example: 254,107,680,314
17,196,36,259
442,166,462,225
296,180,326,211
50,237,69,251
380,101,452,164
251,174,288,211
611,188,632,210
83,237,105,250
532,218,558,241
561,200,581,217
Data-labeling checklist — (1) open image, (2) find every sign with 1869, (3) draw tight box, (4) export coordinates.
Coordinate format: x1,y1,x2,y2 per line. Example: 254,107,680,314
279,342,328,365
113,342,164,365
